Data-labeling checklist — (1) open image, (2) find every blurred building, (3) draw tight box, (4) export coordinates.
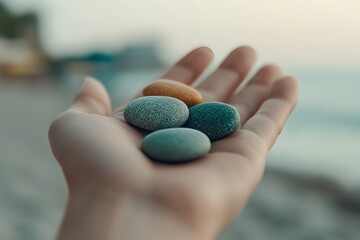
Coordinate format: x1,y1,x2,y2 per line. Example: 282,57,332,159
50,42,166,105
54,43,165,78
53,43,165,91
116,43,165,69
0,3,48,79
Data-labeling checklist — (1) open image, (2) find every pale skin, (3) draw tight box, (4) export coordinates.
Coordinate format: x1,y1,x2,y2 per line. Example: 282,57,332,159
49,46,300,240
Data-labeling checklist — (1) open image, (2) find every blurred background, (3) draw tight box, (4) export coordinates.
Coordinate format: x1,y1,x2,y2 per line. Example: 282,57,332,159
0,0,359,239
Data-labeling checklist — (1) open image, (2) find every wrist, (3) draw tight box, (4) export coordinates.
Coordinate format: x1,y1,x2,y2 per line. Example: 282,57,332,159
56,185,124,240
58,186,212,240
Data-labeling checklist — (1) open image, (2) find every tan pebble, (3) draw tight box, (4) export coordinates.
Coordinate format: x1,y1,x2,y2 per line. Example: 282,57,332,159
143,79,203,107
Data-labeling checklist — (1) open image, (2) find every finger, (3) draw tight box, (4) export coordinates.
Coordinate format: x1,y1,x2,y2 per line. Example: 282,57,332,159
70,77,112,116
241,76,300,148
197,46,256,101
210,76,299,157
232,64,283,125
160,47,214,84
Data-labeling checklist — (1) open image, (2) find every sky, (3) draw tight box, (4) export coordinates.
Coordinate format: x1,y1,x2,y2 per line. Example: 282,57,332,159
3,0,360,70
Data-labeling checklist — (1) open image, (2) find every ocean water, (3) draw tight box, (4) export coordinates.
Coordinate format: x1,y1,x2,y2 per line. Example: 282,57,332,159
269,71,360,188
104,70,360,187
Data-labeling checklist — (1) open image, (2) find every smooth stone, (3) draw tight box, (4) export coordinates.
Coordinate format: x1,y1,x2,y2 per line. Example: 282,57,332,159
143,79,203,107
124,96,189,131
185,102,240,141
141,128,211,163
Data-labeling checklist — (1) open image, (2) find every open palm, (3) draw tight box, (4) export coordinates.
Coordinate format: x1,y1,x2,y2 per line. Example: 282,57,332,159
49,46,299,240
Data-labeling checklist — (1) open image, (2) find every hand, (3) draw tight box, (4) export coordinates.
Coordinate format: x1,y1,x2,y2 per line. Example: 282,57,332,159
49,46,299,240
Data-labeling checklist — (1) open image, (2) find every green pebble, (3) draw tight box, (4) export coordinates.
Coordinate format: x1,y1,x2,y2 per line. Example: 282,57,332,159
124,96,189,131
185,102,240,141
141,128,211,163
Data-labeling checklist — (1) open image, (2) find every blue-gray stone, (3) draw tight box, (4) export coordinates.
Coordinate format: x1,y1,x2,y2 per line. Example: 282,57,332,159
185,102,240,141
124,96,189,131
141,128,211,163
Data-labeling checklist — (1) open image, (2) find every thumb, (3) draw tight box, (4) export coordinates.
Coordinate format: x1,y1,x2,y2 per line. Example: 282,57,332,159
70,77,112,115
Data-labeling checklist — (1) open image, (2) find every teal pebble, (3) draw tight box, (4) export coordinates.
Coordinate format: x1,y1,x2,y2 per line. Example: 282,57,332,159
141,128,211,163
185,102,240,141
124,96,189,131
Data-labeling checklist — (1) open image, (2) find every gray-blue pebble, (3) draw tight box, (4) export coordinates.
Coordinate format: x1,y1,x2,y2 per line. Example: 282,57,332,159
185,102,240,141
124,96,189,131
141,128,211,163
